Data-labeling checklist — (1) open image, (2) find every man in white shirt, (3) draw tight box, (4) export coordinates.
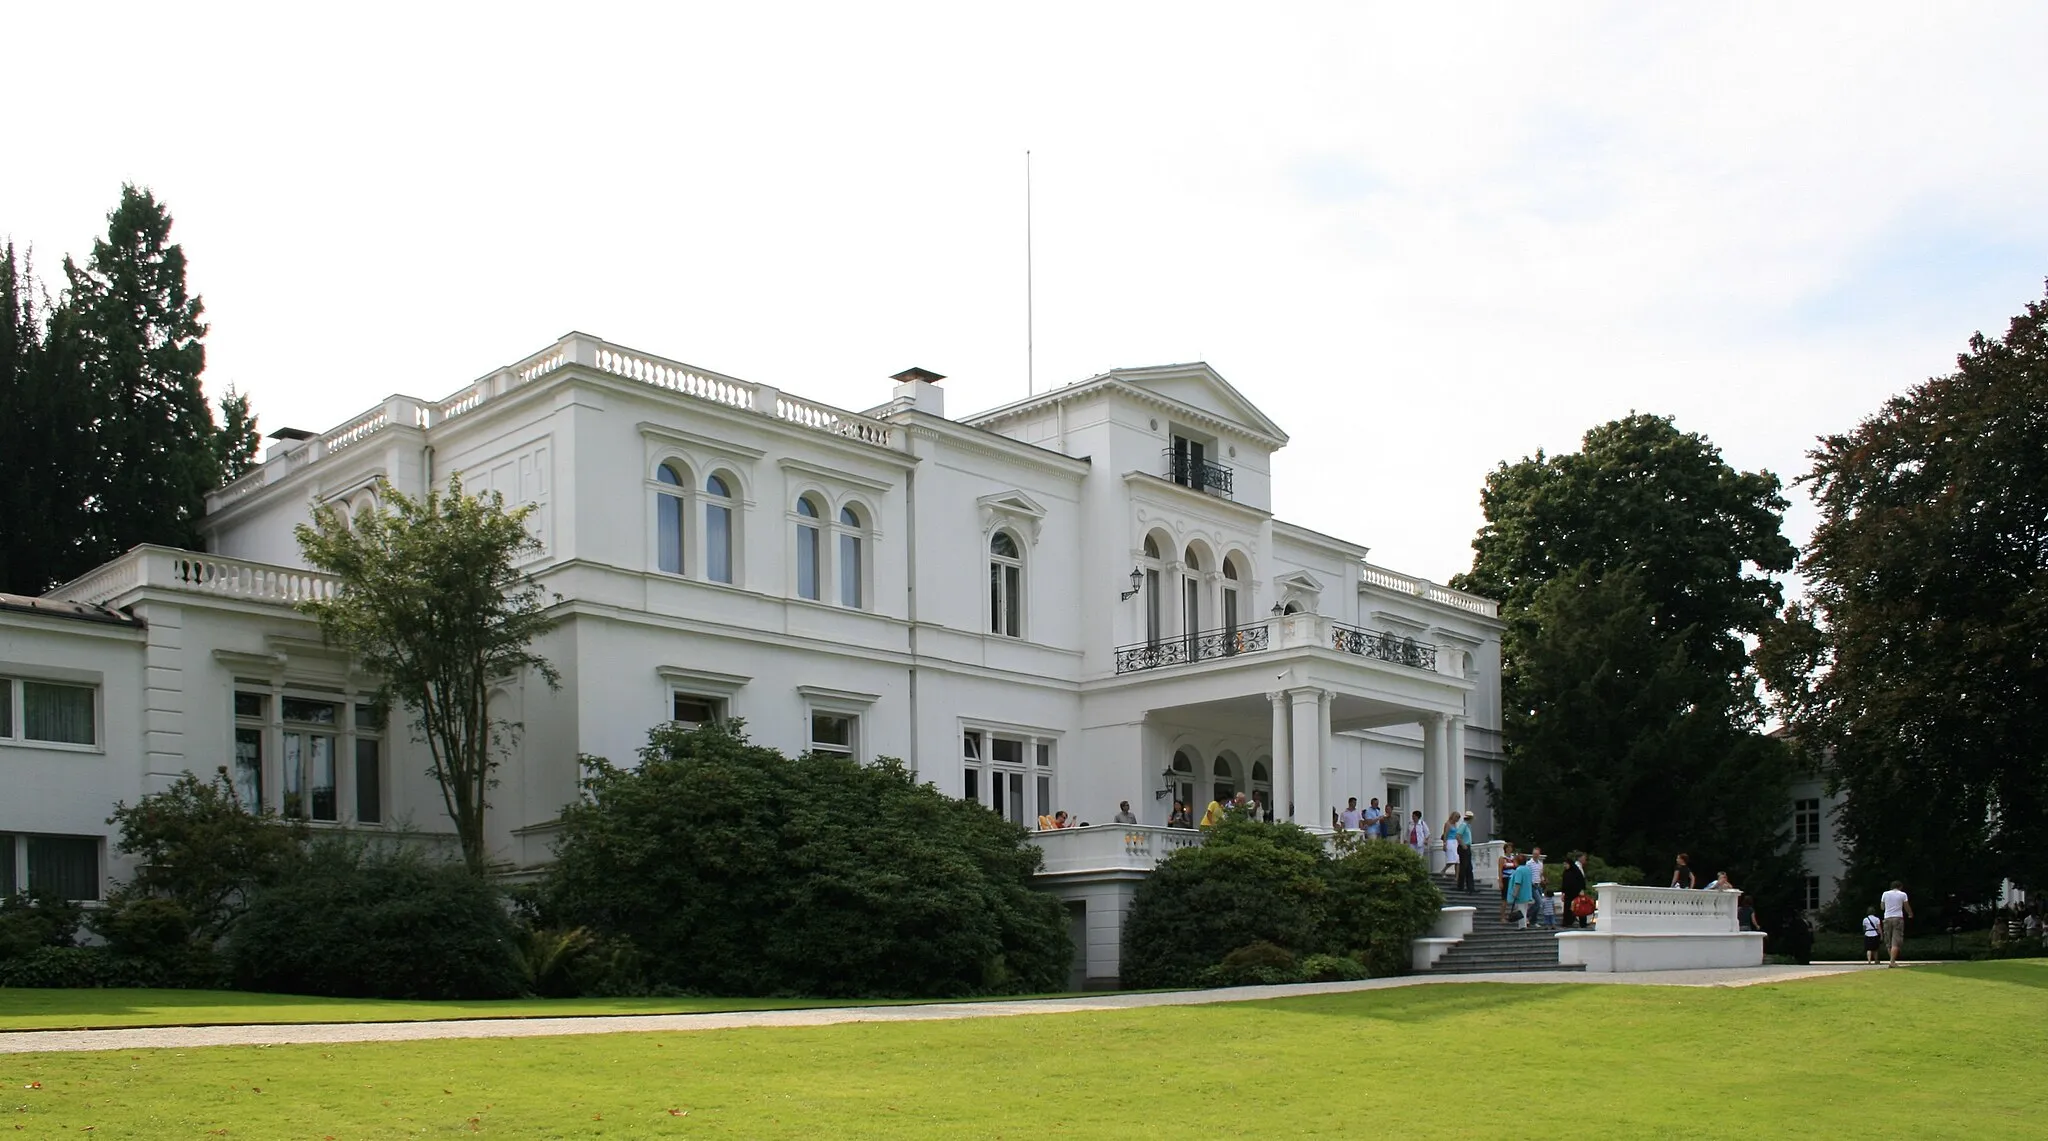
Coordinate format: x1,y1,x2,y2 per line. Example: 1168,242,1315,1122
1880,881,1913,967
1339,797,1363,832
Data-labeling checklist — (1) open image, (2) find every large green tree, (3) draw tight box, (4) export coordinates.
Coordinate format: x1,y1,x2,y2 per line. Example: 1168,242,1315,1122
296,477,560,874
0,187,260,594
1454,414,1801,899
1762,285,2048,902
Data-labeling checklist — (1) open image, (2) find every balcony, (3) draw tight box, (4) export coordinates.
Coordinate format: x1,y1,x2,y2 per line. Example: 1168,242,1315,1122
1113,614,1439,676
1163,448,1234,498
1031,824,1209,876
51,545,340,609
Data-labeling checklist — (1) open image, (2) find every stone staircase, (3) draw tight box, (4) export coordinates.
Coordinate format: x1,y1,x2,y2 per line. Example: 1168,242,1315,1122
1425,873,1583,974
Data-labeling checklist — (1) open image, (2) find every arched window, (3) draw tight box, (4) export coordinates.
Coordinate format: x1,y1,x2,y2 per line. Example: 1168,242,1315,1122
655,462,686,575
1212,756,1237,805
795,495,822,601
1170,749,1197,810
703,473,735,584
1181,546,1203,644
1251,759,1272,819
1141,532,1166,646
837,505,864,608
989,530,1022,637
1222,555,1244,646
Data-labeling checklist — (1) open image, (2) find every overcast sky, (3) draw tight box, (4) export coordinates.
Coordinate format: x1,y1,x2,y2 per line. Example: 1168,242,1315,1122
7,3,2046,585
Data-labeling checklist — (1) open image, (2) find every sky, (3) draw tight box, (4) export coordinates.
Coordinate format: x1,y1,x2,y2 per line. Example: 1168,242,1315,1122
7,3,2047,587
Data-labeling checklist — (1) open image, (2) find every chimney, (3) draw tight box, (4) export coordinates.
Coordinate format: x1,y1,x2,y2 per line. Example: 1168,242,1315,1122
891,367,946,418
264,426,316,464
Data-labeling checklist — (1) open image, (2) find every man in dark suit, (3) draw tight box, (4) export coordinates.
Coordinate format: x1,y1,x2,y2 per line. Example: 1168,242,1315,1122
1561,852,1591,928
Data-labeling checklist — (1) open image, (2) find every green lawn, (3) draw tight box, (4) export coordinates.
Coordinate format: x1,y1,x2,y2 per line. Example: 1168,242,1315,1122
0,988,934,1031
4,962,2044,1139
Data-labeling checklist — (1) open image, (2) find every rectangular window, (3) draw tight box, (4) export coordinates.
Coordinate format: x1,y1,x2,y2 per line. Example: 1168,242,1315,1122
1793,798,1821,847
839,533,862,608
671,693,723,727
658,493,684,574
992,737,1024,766
26,835,99,900
282,697,340,821
233,727,264,810
706,504,733,583
1144,570,1161,645
993,770,1024,825
1803,875,1822,911
355,737,382,824
809,711,854,758
797,525,821,600
7,680,96,745
0,833,15,894
963,731,983,802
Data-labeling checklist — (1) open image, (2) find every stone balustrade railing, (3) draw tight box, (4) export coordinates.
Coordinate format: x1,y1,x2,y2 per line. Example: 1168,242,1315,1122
1591,884,1741,934
203,333,902,516
52,546,341,609
1360,562,1498,618
1029,824,1207,875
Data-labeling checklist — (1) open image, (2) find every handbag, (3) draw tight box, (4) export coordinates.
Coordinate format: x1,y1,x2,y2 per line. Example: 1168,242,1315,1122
1570,894,1596,917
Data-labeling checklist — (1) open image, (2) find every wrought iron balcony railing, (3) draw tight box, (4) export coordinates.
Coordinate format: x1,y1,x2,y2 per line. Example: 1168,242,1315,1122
1115,625,1271,674
1332,623,1438,671
1163,449,1234,497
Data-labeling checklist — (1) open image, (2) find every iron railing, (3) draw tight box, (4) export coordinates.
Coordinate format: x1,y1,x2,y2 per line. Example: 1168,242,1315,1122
1332,623,1437,670
1163,449,1234,497
1115,625,1270,674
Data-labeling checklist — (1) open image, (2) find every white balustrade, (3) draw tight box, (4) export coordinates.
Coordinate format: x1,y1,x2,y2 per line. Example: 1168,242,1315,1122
319,405,389,455
1030,824,1206,875
50,547,341,608
1592,884,1741,934
1361,562,1498,617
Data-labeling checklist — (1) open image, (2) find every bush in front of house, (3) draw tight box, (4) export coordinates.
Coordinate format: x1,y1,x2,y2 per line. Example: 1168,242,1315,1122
227,840,523,1000
1321,839,1445,977
1122,819,1446,986
536,720,1071,999
1119,817,1329,988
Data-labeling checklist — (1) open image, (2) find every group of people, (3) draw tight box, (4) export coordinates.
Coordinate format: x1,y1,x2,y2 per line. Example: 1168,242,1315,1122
1670,852,1767,933
1166,791,1270,829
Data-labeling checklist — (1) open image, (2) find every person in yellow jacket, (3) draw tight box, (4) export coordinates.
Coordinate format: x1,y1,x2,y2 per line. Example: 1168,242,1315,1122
1199,798,1224,827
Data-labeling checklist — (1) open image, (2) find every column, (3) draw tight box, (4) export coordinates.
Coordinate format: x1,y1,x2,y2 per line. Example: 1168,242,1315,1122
1269,692,1292,822
1289,689,1323,827
1316,689,1333,829
1421,714,1446,834
1449,715,1468,816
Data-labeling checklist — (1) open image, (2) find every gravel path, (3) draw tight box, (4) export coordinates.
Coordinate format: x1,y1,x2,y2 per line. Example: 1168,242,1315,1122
0,962,1887,1055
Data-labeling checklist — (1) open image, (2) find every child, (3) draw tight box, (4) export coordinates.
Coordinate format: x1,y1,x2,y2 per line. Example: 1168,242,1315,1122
1537,891,1558,929
1861,907,1882,964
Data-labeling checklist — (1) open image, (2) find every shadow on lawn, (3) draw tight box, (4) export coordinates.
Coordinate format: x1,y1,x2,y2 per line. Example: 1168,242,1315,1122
1248,982,1569,1025
1915,960,2048,991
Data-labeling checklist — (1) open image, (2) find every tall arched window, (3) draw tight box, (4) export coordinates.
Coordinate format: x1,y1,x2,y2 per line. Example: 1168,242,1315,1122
837,505,864,608
989,530,1022,637
1141,533,1164,646
655,462,686,575
1170,749,1197,810
1212,756,1236,804
1182,546,1203,649
704,473,735,584
795,495,822,600
1222,555,1243,647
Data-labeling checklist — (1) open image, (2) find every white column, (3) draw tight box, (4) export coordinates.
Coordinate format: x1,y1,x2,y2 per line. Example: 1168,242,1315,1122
1449,715,1468,816
1269,691,1292,822
1317,689,1333,828
1422,714,1446,833
1289,689,1323,827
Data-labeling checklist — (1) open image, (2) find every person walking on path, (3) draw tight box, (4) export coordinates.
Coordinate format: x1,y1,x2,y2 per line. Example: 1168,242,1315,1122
1562,852,1590,928
1454,812,1477,891
1507,853,1540,928
1671,853,1697,890
1406,811,1431,864
1860,907,1883,962
1880,882,1913,967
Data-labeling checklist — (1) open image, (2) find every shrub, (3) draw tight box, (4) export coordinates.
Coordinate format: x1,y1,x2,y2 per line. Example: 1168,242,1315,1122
98,770,304,947
516,926,594,998
539,722,1071,998
1543,853,1646,893
0,890,85,958
1322,841,1444,977
1298,953,1369,982
1120,817,1328,988
228,841,522,999
0,946,174,989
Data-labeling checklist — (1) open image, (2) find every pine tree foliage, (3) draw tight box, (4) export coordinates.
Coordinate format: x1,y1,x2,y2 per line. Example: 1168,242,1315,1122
1763,284,2048,900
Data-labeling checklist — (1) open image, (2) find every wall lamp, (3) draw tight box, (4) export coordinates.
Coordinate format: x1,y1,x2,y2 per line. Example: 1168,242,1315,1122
1120,566,1143,600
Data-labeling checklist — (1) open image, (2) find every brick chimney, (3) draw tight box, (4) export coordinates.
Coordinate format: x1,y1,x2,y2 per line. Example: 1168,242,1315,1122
891,367,946,418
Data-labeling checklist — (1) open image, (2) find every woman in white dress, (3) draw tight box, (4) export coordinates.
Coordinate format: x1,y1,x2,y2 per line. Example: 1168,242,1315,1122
1441,814,1462,876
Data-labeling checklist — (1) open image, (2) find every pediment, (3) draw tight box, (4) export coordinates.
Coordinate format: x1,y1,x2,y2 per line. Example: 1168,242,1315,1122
1110,363,1288,445
977,489,1048,544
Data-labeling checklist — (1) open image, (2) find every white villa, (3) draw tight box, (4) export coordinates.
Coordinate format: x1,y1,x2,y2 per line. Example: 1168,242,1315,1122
1,332,1513,985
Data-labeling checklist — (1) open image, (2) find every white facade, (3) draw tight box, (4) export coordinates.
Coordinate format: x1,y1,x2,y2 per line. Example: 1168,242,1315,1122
6,333,1506,983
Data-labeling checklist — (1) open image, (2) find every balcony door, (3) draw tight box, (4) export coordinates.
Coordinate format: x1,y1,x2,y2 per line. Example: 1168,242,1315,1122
1182,548,1202,658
